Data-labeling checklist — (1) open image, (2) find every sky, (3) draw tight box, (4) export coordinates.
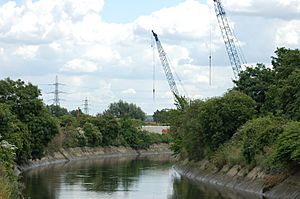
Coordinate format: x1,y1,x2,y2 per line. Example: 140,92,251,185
0,0,299,115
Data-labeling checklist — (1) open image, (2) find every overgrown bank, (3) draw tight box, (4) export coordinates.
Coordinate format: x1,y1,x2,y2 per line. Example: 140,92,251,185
19,143,172,172
175,161,300,199
0,79,172,199
167,48,300,198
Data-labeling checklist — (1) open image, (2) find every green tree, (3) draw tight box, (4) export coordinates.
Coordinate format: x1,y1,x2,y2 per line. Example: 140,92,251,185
0,139,19,199
236,116,285,165
274,70,300,120
27,110,59,159
153,109,171,124
47,105,69,117
174,94,189,110
94,113,121,146
105,100,146,121
263,48,300,116
272,47,300,80
271,121,300,168
172,91,256,161
234,64,275,113
69,108,83,118
0,78,59,160
59,115,77,128
0,78,43,122
83,122,102,147
0,103,31,163
119,117,141,148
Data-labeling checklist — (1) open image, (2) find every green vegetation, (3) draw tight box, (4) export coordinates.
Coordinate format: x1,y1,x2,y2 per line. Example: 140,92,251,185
0,79,59,161
153,109,171,124
0,79,169,198
171,90,256,161
170,47,300,173
104,100,146,121
0,79,59,198
0,139,19,199
0,47,298,198
56,112,171,150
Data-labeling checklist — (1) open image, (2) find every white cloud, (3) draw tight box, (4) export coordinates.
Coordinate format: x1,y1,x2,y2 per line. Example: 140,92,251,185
15,45,39,59
222,0,253,10
134,0,210,39
276,20,300,46
0,0,299,115
121,88,137,95
61,58,98,73
223,0,300,20
83,45,121,63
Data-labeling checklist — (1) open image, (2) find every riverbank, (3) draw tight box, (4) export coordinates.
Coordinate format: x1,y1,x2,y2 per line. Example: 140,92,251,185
175,160,300,199
18,143,172,172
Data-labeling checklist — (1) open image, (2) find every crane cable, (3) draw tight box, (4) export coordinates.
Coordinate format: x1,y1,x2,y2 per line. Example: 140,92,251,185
166,55,189,99
209,1,212,86
151,31,156,104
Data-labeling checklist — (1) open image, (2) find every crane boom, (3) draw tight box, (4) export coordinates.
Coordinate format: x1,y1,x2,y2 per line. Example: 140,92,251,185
213,0,243,79
151,30,180,97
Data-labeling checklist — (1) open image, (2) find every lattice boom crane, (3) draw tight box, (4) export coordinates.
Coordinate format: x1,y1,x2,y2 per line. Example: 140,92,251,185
151,30,180,97
213,0,244,79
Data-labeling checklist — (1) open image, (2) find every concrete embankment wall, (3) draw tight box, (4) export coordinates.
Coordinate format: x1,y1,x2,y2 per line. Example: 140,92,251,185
19,143,171,172
175,161,300,199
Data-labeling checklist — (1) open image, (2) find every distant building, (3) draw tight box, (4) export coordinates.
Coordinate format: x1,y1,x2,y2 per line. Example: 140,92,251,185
142,126,170,134
145,115,154,122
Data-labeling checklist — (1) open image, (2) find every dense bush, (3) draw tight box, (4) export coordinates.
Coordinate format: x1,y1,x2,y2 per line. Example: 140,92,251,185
238,116,285,165
104,100,146,121
0,79,169,199
153,109,171,124
211,116,300,173
270,121,300,170
0,139,19,199
59,115,172,150
171,90,256,161
0,79,59,161
83,122,102,147
169,48,300,172
63,127,87,148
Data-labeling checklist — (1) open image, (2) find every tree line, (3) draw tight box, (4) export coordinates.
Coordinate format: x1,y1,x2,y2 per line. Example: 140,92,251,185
0,82,169,198
168,47,300,172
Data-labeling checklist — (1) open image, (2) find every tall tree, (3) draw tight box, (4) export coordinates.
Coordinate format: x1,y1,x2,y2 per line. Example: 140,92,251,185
272,47,300,80
0,78,59,160
153,109,171,124
263,48,300,117
0,78,43,122
47,105,69,117
105,100,146,121
234,64,275,113
171,90,256,160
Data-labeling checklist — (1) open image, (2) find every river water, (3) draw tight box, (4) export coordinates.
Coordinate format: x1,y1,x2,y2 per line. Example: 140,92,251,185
21,155,259,199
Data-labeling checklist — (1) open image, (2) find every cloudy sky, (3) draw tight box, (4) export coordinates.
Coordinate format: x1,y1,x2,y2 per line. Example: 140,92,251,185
0,0,299,115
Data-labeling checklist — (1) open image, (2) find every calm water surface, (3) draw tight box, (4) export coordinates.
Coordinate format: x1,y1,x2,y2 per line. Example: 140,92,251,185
21,155,259,199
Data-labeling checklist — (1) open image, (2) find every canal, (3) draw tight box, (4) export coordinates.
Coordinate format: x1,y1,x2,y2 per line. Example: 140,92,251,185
21,155,259,199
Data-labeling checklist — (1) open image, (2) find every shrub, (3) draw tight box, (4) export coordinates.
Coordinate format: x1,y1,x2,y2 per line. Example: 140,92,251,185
270,121,300,170
83,122,102,147
0,139,19,198
173,91,256,161
63,127,87,148
236,116,285,165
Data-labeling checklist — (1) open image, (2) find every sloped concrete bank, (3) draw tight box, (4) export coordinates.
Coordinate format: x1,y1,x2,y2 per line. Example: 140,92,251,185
19,143,172,172
175,161,300,199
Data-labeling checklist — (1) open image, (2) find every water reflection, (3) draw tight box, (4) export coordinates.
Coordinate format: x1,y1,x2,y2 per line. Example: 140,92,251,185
169,176,259,199
21,155,260,199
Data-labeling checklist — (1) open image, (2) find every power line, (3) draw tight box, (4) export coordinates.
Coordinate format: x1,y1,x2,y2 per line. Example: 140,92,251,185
83,97,89,115
48,75,65,106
